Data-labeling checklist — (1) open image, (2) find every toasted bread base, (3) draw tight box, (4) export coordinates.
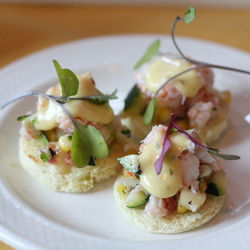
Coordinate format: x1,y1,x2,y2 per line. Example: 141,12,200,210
19,137,123,193
114,176,225,233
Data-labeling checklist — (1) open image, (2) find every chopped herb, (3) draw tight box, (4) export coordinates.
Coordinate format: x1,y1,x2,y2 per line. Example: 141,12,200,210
155,142,160,149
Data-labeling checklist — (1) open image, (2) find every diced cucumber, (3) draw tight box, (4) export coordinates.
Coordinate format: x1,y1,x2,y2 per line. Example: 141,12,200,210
123,84,147,115
126,185,149,208
206,170,227,196
36,132,49,147
118,154,140,173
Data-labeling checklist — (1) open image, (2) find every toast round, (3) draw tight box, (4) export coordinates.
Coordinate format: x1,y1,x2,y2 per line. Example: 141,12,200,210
114,175,225,233
19,136,123,193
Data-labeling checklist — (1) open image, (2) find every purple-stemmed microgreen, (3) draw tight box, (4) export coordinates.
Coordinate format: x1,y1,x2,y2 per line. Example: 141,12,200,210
133,6,250,126
154,114,240,175
171,117,240,161
1,60,118,168
154,117,173,175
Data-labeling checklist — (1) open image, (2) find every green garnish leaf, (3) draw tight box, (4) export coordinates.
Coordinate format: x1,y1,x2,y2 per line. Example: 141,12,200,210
208,148,240,160
208,147,220,154
134,40,160,69
71,122,108,168
2,60,113,169
17,114,30,122
184,6,196,24
85,89,118,105
143,97,156,125
53,59,79,98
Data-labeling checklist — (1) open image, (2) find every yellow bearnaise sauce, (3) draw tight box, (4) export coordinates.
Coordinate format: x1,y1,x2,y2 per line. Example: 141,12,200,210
34,72,114,131
145,57,201,98
139,126,194,198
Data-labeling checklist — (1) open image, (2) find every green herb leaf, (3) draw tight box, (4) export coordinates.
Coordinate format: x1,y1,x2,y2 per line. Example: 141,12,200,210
17,114,31,122
85,89,118,105
184,6,196,24
143,97,156,125
208,147,220,154
53,60,79,98
134,40,160,69
208,148,240,160
71,122,108,168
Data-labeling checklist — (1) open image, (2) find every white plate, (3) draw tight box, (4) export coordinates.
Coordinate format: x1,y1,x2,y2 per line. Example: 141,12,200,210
0,35,250,250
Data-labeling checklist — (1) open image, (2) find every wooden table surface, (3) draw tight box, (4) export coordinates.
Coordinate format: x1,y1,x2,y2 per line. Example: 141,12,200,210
0,3,250,249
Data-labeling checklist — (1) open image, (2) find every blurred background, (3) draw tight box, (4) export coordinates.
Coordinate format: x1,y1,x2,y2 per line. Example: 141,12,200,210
1,0,250,69
2,0,250,8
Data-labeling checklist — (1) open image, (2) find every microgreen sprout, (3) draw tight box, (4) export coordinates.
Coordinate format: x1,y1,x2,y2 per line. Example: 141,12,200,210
1,60,118,168
134,40,161,70
134,6,250,125
154,114,240,175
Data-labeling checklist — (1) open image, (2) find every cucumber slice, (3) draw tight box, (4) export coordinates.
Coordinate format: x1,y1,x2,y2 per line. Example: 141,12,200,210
118,154,140,173
36,132,49,147
123,84,147,115
206,170,227,196
126,185,149,208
